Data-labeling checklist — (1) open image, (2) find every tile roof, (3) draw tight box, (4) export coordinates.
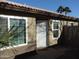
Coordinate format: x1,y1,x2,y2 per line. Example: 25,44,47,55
0,1,79,21
5,1,59,14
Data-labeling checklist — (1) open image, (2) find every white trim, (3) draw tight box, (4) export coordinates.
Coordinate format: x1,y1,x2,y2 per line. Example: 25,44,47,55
8,17,10,30
0,14,28,50
52,20,61,39
25,18,28,45
0,14,27,19
0,44,27,51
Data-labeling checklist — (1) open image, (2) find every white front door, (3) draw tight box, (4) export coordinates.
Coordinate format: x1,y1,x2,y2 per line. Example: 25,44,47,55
36,20,47,49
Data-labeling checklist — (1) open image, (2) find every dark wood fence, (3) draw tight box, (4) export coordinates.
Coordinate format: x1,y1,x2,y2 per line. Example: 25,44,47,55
58,25,79,48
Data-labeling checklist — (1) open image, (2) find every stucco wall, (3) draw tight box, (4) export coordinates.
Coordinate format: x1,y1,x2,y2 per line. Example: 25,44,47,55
28,17,36,44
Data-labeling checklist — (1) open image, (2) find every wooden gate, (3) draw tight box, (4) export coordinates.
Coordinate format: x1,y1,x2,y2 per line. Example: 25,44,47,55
59,26,79,47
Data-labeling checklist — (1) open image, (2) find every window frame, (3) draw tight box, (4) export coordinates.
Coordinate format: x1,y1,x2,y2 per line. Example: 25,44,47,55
52,20,60,39
0,14,28,50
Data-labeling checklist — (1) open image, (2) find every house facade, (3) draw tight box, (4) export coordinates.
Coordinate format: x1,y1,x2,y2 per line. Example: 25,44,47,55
0,1,79,58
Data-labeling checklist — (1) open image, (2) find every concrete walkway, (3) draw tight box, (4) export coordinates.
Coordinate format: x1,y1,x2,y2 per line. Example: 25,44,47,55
15,45,79,59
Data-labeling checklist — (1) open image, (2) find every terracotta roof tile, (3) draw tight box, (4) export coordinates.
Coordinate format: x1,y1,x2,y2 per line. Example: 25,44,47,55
0,1,79,21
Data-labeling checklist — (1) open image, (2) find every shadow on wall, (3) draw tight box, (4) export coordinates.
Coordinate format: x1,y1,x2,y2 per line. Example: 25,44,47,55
58,25,79,48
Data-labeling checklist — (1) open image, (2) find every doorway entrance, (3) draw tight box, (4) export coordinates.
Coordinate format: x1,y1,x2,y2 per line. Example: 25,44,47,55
36,20,47,49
